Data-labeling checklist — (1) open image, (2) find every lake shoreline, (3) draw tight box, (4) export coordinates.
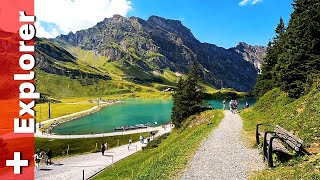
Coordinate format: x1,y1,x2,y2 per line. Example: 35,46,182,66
40,98,255,136
37,100,123,136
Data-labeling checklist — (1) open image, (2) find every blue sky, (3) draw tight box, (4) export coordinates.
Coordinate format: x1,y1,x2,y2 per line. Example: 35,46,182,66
35,0,294,48
127,0,293,48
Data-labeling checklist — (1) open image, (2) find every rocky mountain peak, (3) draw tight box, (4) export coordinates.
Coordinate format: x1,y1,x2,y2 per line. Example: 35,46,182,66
147,16,194,40
52,15,266,91
232,42,266,72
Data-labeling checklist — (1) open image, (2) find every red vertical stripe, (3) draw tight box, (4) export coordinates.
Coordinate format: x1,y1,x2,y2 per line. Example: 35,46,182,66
0,0,34,179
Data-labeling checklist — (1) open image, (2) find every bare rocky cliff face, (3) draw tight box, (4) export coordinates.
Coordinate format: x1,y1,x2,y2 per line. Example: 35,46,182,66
231,42,266,73
52,15,265,91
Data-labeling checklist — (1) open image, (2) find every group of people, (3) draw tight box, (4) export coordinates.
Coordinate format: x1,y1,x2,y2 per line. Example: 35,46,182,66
34,149,53,169
126,131,156,150
222,99,250,114
229,99,239,114
139,131,155,145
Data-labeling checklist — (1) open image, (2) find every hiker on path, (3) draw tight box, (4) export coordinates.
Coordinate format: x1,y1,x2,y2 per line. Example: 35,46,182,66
235,100,238,113
140,135,144,144
128,138,132,150
105,143,108,153
223,99,226,110
46,149,52,165
101,143,106,156
34,150,40,169
229,100,234,112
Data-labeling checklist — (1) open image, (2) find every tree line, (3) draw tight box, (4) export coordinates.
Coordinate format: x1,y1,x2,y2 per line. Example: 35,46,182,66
254,0,320,98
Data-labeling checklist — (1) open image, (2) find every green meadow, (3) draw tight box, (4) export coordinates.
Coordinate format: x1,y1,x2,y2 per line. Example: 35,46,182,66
240,81,320,179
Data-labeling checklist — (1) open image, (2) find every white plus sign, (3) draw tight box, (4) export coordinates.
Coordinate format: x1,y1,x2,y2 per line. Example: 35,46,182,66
6,152,29,174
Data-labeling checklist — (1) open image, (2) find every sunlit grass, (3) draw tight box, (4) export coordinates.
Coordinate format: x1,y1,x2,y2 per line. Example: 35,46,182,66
240,82,320,179
35,102,96,122
93,110,224,180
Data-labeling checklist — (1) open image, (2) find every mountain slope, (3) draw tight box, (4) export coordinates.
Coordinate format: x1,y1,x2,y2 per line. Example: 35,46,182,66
231,42,266,73
35,37,179,98
53,15,265,92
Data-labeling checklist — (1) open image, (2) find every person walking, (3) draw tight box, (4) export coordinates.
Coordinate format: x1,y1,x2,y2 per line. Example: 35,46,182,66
46,149,52,165
101,143,106,156
150,131,154,140
34,149,40,169
140,135,144,144
105,143,108,153
128,138,132,150
222,99,226,110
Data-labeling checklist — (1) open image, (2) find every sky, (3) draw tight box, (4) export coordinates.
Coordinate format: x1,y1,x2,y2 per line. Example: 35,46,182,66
35,0,294,48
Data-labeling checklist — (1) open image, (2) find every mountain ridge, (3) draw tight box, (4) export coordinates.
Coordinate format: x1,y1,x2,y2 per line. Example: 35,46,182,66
48,14,266,92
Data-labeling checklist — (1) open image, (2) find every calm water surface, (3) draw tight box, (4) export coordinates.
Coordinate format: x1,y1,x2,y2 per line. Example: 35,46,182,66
52,98,255,135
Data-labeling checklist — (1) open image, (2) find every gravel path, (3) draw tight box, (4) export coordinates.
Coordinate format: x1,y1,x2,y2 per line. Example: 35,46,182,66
181,111,264,180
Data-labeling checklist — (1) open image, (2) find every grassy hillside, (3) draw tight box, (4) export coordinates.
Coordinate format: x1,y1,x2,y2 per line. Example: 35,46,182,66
36,69,158,98
240,81,320,179
37,44,182,98
38,40,250,101
93,110,224,180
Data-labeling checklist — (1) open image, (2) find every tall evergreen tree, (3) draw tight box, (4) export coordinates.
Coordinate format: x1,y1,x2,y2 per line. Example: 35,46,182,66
171,78,186,127
254,18,286,97
255,0,320,98
171,62,205,127
183,62,203,115
276,0,320,98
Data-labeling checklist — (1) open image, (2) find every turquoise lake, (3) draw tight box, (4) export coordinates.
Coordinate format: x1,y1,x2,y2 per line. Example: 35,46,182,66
52,98,256,135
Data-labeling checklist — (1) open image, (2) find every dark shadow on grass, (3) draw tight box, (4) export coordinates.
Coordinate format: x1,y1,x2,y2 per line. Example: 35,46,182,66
274,151,292,163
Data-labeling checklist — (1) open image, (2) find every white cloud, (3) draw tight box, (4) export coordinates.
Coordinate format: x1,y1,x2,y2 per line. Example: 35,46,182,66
35,0,133,38
239,0,263,6
239,0,251,6
35,21,61,38
252,0,263,5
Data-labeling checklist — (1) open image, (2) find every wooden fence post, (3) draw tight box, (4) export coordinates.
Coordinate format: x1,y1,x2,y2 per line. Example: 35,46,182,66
67,145,70,155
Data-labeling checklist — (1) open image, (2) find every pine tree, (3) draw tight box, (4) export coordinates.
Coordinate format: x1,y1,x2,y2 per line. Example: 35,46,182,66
171,62,205,127
276,0,320,98
171,78,186,127
254,18,286,97
184,62,203,115
255,0,320,98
